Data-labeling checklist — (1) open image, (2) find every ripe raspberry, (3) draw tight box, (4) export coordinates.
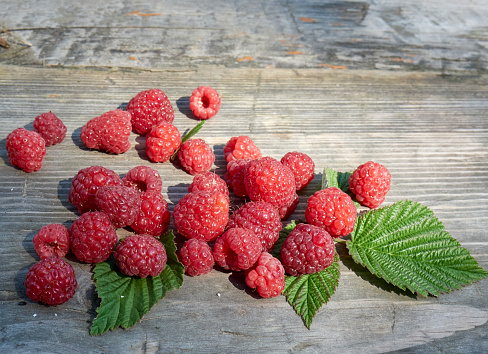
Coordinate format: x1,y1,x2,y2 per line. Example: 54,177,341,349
213,228,262,271
227,201,282,252
178,238,215,276
33,223,70,260
178,138,215,175
188,171,229,197
349,161,392,209
280,223,335,276
305,187,356,238
224,159,250,197
145,121,181,163
280,152,315,190
114,234,167,278
245,252,285,298
68,166,123,214
80,109,132,154
33,111,67,146
95,185,141,228
173,191,229,242
126,88,175,135
277,192,299,220
131,191,171,237
189,86,221,120
25,257,77,306
123,165,163,194
223,136,262,163
6,128,46,173
70,211,118,263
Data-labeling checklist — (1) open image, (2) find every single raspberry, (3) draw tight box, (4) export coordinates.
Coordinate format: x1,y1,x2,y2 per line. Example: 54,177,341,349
131,191,171,237
6,128,46,173
178,238,215,276
280,223,335,276
177,138,215,175
227,201,282,252
33,111,67,146
245,252,285,298
213,228,262,271
114,234,167,278
189,86,221,120
33,223,71,259
224,159,250,197
70,211,118,263
280,152,315,190
223,136,262,163
126,88,175,135
95,185,141,228
25,257,77,306
277,192,299,220
349,161,392,209
68,166,123,214
305,187,357,238
173,191,229,242
123,165,163,193
145,121,182,163
188,171,229,197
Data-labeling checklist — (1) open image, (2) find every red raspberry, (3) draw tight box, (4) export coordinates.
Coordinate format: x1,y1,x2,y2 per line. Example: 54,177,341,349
25,257,77,306
178,238,215,276
227,201,282,252
145,121,181,163
33,111,67,146
80,109,132,154
6,128,46,173
277,192,299,220
68,166,123,214
213,228,262,271
224,159,250,197
131,191,171,237
189,86,221,120
126,88,175,135
123,165,163,194
173,191,229,242
178,138,215,175
188,171,229,197
245,252,285,298
95,185,141,228
70,211,118,263
114,234,167,278
223,136,261,163
280,151,315,190
349,161,392,209
280,223,335,276
33,223,70,259
305,187,357,238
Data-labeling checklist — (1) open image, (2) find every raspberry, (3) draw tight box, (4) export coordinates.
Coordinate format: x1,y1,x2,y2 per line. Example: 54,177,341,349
80,109,132,154
223,136,261,163
224,159,250,198
277,192,299,220
126,88,175,135
33,111,67,146
123,165,163,194
131,191,171,237
189,86,221,120
70,211,118,263
95,185,141,228
227,201,282,252
188,171,229,197
145,121,182,163
280,223,335,276
305,187,356,238
114,234,167,278
213,228,262,271
33,223,71,260
280,152,315,190
25,257,77,306
177,138,215,175
349,161,392,209
6,128,46,173
245,252,285,298
68,166,123,214
173,191,229,242
178,238,215,276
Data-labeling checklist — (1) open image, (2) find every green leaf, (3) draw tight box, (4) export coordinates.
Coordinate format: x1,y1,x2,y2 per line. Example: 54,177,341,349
170,120,206,161
90,231,184,335
347,200,488,296
322,167,360,207
271,220,297,259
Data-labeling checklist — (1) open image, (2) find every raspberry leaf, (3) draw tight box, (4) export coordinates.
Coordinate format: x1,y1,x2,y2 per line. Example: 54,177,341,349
347,200,488,296
170,120,205,161
322,167,359,207
271,220,297,259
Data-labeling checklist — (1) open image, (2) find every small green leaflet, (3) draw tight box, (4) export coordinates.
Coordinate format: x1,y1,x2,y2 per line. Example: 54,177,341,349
90,231,184,336
322,167,359,207
170,120,205,161
347,200,488,296
271,220,297,259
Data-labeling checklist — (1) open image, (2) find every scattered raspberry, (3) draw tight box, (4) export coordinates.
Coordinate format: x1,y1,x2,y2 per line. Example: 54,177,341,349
277,192,299,220
189,86,221,120
131,191,171,237
114,234,167,278
245,252,285,298
123,165,163,194
188,171,229,197
126,88,175,135
280,152,315,190
224,159,250,198
6,128,46,173
280,223,335,276
177,138,215,175
145,121,182,163
95,185,141,228
33,111,67,146
213,228,262,271
25,257,77,306
178,239,215,276
349,161,392,209
223,136,262,163
80,109,132,154
33,223,71,259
